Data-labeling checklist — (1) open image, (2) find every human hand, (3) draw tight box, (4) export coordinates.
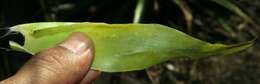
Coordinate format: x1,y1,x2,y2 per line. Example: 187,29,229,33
0,32,100,84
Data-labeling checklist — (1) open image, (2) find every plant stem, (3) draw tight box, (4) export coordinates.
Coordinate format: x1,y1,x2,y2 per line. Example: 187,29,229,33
133,0,145,23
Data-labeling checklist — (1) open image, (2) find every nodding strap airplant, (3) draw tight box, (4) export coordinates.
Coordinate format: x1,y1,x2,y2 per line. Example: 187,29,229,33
3,22,255,72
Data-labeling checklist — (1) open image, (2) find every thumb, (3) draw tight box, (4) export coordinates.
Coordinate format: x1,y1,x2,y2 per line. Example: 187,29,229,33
13,32,95,84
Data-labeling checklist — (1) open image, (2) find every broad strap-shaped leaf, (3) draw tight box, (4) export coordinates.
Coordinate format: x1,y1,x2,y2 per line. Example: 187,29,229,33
9,22,254,72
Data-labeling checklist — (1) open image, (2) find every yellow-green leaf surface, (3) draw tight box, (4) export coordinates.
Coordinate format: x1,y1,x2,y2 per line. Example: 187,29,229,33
9,22,254,72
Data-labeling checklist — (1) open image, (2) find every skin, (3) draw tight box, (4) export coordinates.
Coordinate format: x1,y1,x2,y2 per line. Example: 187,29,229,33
0,32,100,84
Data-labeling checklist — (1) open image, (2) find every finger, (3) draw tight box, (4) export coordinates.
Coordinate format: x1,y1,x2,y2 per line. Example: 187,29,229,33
14,32,95,84
80,70,101,84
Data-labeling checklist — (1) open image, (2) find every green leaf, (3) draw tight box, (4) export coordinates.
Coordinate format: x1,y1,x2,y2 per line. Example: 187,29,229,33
174,0,193,33
9,22,254,72
133,0,145,23
212,0,252,22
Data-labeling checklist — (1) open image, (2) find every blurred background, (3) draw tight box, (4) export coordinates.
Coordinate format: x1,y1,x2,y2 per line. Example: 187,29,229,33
0,0,260,84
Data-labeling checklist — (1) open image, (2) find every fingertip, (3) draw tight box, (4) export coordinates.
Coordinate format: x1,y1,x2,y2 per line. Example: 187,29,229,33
80,70,101,84
59,32,93,54
15,32,96,84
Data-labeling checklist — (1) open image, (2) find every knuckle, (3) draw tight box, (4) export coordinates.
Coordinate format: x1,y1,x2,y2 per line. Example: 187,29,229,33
33,47,73,71
36,48,63,64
